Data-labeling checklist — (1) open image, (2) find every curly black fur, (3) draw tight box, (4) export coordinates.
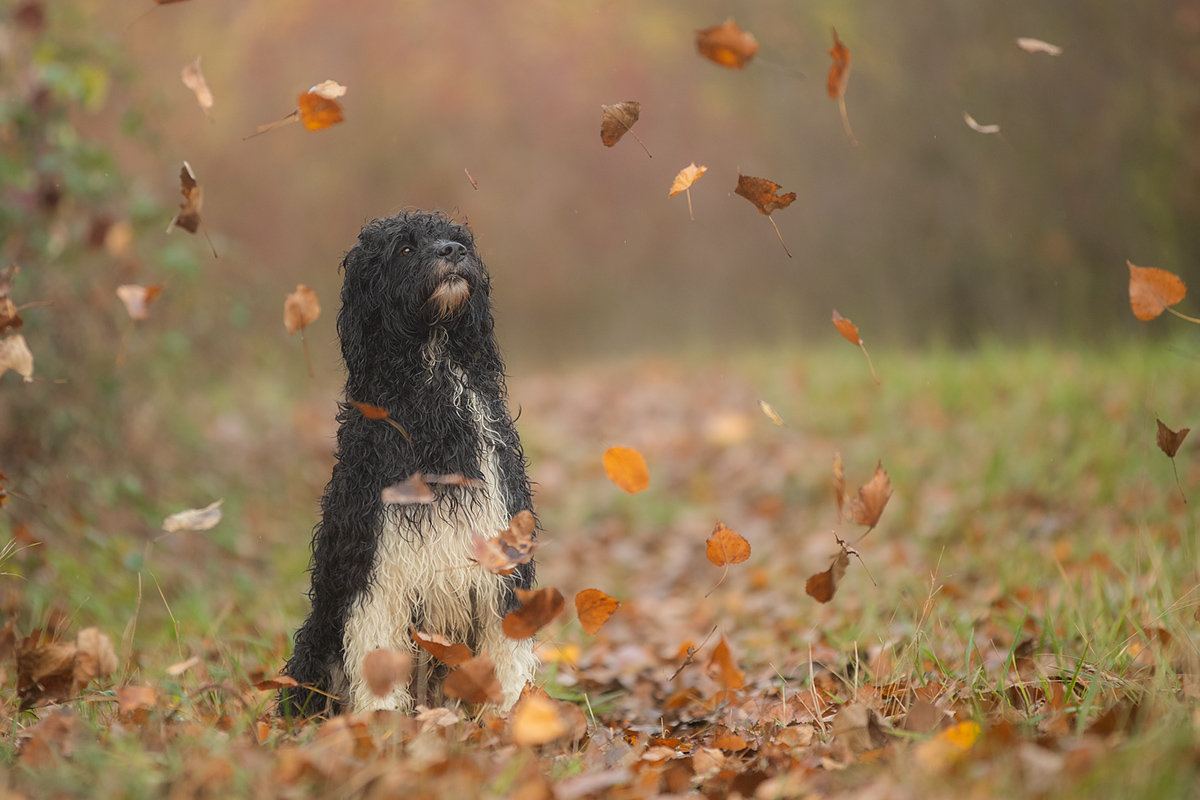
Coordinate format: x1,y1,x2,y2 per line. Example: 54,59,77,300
279,210,535,717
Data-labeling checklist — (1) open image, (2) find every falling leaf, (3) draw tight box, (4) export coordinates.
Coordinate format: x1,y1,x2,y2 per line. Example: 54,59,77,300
669,163,707,220
604,446,650,493
350,400,412,442
116,285,164,322
411,630,473,667
806,551,850,603
828,28,858,146
831,310,879,383
833,453,846,521
759,400,784,426
511,691,568,745
181,57,213,118
1,298,24,335
470,510,540,575
705,636,745,690
503,587,565,639
1128,261,1189,322
164,162,217,256
442,654,503,705
849,461,893,530
963,113,1000,135
695,19,759,69
298,81,346,131
1157,418,1191,503
381,473,436,505
362,648,412,698
284,285,321,334
162,499,223,532
575,589,620,634
117,685,157,715
735,173,795,257
0,334,34,382
1016,37,1063,55
0,264,18,296
705,522,751,566
253,674,298,691
600,101,651,157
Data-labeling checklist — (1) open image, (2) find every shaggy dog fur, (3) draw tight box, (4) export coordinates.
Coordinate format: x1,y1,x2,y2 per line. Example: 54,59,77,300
280,211,538,717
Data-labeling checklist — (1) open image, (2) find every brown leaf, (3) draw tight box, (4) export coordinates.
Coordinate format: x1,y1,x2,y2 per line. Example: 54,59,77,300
362,648,412,698
470,511,540,575
735,173,796,216
849,461,893,529
695,19,759,69
167,161,204,234
381,473,436,505
73,627,117,688
503,587,565,639
17,635,76,709
443,654,503,705
18,710,76,767
1129,261,1187,321
668,163,707,197
298,81,346,131
604,446,650,493
284,284,321,334
0,297,23,335
253,674,298,691
706,636,745,690
833,453,846,523
0,334,34,382
181,57,213,117
1016,37,1063,55
827,28,852,99
1158,418,1191,458
575,589,620,635
831,703,893,755
116,284,164,321
117,685,157,715
599,101,642,148
411,630,473,667
714,733,750,751
162,499,223,532
705,522,751,566
831,310,861,344
805,551,850,603
511,690,568,745
165,655,201,676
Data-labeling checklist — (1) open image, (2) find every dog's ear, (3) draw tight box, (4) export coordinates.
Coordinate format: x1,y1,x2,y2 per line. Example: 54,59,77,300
337,241,381,374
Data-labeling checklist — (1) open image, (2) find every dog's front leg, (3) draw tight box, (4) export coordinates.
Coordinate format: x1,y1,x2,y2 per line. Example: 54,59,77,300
340,576,418,713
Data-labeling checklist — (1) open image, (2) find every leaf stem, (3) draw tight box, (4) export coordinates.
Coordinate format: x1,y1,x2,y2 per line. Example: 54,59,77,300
1166,306,1200,324
859,342,880,384
767,216,792,258
838,95,858,147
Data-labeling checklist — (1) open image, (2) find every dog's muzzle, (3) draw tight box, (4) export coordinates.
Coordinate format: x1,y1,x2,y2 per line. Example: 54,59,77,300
428,241,475,318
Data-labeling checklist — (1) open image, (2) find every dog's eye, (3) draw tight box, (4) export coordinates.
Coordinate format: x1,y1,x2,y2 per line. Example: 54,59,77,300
399,246,414,257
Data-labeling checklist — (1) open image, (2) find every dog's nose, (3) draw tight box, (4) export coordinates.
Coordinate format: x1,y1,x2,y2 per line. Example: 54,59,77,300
435,241,467,263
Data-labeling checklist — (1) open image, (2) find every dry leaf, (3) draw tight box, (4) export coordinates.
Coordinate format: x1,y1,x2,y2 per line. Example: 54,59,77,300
166,655,201,676
381,473,435,505
411,630,473,667
1158,419,1190,458
162,499,223,532
695,19,759,69
17,636,76,709
470,511,540,575
284,284,321,334
0,297,22,335
443,654,503,705
167,161,203,234
831,703,893,755
806,551,850,603
706,522,751,566
575,589,620,635
669,163,707,197
253,674,298,691
963,113,1000,135
833,453,846,522
299,81,346,130
827,28,852,99
706,636,745,690
0,334,34,382
0,264,18,297
735,173,796,216
362,648,412,698
600,101,644,150
1016,37,1063,55
73,627,118,688
759,400,785,426
715,734,750,751
604,446,650,493
511,691,568,745
349,400,413,442
849,461,893,530
116,285,164,321
503,587,565,640
832,309,861,344
117,685,157,715
181,57,213,117
1128,261,1187,321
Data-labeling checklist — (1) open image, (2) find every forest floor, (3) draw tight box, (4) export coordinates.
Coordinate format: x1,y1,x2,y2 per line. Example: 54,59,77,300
3,343,1199,799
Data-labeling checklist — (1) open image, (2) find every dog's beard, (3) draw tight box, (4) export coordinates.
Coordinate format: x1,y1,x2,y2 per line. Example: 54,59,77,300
429,277,470,319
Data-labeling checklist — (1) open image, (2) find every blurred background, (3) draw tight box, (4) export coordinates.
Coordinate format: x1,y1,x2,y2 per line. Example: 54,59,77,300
0,0,1197,651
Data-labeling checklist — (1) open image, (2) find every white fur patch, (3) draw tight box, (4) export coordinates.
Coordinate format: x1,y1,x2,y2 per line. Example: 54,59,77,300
340,359,537,713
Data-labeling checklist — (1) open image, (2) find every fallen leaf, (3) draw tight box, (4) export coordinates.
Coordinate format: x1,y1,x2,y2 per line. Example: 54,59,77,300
181,57,213,117
805,551,850,603
362,648,411,698
1158,418,1190,458
17,636,76,709
284,284,321,334
706,636,745,690
735,173,796,216
299,81,346,130
1128,261,1187,321
714,733,750,751
503,587,565,639
511,691,568,745
759,400,785,426
600,101,650,156
73,627,118,688
443,654,503,705
963,112,1000,135
695,19,759,69
18,711,76,767
706,522,751,566
915,720,981,771
162,499,223,532
902,699,945,733
117,685,157,715
253,675,298,691
849,461,893,530
0,334,34,382
604,446,650,493
411,630,473,667
166,655,201,676
831,703,893,756
116,285,164,321
1016,37,1063,55
381,473,435,505
575,589,620,634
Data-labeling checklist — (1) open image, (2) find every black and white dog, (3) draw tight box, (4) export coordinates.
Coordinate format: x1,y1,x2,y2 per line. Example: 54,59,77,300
281,211,538,716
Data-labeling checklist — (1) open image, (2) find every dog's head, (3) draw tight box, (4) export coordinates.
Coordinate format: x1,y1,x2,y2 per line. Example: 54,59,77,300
339,211,493,357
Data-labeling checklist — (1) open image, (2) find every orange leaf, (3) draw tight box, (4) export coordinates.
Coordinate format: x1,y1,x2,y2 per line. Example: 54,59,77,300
734,173,796,216
298,81,346,131
575,589,620,635
442,654,503,705
599,101,641,147
470,511,539,575
503,587,565,639
695,19,759,69
805,551,850,603
350,400,389,420
253,675,298,691
1157,418,1190,458
705,522,751,566
668,163,707,197
362,648,411,698
604,446,650,493
117,685,157,715
849,461,893,530
705,636,745,690
715,733,750,751
511,691,568,745
411,630,473,668
831,309,861,344
284,284,321,334
1128,261,1187,321
827,28,852,99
